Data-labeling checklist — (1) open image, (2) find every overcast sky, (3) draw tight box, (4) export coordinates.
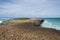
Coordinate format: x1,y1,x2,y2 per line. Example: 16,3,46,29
0,0,60,18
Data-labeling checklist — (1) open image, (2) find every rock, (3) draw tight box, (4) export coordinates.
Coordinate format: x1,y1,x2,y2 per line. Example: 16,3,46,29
0,18,60,40
2,18,44,27
30,19,44,26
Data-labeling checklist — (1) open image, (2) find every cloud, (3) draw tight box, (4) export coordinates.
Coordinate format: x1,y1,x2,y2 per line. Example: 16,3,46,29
0,0,60,17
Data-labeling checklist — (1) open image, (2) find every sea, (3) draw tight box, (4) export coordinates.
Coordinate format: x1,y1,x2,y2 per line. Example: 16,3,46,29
0,18,60,30
41,18,60,30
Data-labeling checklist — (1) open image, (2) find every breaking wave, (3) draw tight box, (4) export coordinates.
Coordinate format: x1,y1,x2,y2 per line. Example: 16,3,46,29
41,20,60,30
0,21,3,23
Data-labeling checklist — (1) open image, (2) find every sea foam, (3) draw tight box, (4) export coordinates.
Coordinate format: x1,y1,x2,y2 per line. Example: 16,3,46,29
0,21,3,23
41,20,60,30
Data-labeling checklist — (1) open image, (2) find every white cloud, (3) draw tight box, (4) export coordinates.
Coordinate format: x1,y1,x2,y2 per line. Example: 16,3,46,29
0,0,60,17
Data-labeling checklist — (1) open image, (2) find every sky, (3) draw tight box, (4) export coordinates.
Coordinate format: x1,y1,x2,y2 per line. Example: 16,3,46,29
0,0,60,18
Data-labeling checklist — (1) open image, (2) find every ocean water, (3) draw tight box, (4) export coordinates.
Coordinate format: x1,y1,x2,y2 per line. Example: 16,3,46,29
0,18,13,21
41,18,60,30
0,18,60,30
0,18,13,23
